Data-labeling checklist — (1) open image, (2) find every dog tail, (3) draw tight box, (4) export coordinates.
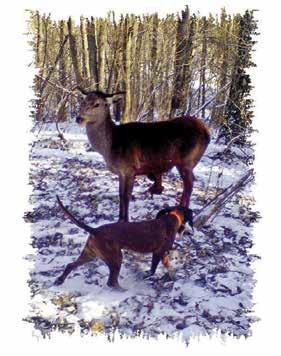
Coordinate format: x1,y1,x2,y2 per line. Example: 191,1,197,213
56,195,96,235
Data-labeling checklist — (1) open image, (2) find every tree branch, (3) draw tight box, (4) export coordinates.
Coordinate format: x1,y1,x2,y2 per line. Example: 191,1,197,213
40,35,69,94
35,74,79,98
191,81,231,117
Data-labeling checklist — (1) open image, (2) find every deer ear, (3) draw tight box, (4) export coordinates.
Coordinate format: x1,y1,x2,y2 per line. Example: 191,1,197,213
102,91,125,104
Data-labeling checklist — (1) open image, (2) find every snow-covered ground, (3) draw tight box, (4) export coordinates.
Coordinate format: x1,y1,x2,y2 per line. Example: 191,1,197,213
24,122,259,343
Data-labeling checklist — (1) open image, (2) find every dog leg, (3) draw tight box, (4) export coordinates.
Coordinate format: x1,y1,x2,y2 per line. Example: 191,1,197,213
142,253,161,279
177,224,186,238
161,254,176,282
105,250,125,291
54,249,93,286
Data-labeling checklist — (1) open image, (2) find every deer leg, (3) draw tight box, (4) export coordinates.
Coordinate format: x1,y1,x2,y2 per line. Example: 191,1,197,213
119,175,126,221
119,174,135,222
147,173,164,196
177,167,194,207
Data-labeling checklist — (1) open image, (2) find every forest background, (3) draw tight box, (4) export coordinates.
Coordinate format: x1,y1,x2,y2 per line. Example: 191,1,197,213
28,6,257,144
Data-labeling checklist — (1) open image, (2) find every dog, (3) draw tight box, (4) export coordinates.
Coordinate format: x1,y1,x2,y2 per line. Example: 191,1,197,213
54,195,193,290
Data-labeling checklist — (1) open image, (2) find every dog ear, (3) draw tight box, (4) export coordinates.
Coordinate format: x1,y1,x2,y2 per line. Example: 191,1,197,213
156,207,171,219
184,208,194,230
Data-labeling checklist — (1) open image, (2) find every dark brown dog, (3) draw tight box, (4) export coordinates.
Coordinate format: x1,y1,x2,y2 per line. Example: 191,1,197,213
54,196,193,290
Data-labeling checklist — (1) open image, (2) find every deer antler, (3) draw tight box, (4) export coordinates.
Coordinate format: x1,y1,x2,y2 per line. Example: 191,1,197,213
76,87,126,98
104,91,126,98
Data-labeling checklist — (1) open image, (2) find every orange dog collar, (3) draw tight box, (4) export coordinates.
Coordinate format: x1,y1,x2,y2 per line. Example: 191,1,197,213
169,211,182,227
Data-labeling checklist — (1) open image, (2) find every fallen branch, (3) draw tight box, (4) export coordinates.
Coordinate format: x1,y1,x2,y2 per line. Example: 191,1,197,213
193,169,254,229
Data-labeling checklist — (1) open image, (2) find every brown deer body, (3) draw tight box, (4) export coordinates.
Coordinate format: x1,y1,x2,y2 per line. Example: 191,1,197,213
76,89,210,221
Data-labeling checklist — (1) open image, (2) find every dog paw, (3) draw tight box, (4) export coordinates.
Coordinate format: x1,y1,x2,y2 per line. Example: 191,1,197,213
53,277,64,286
139,270,154,280
160,273,176,283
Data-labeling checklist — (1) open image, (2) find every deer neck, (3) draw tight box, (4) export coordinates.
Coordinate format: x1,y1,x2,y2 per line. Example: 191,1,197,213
85,114,114,161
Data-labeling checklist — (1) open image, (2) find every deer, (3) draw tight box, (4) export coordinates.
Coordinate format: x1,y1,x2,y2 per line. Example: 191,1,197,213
76,87,210,222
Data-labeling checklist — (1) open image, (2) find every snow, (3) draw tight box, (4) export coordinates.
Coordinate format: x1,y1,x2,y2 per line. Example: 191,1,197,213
24,122,259,343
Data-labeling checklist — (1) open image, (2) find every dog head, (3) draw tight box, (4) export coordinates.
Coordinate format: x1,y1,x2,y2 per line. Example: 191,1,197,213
156,206,194,232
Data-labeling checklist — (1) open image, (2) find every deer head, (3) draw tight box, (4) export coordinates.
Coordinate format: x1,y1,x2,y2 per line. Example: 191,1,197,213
76,87,125,126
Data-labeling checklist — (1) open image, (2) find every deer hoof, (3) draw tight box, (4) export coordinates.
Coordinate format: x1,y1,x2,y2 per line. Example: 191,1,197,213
111,285,127,292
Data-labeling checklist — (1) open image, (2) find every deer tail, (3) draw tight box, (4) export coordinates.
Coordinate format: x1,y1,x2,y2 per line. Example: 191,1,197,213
56,195,96,235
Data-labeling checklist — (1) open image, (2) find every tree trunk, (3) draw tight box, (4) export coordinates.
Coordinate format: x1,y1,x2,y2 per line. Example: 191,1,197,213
170,6,190,118
80,16,91,86
67,16,83,85
97,18,107,91
211,10,231,127
86,17,99,89
35,11,41,66
123,16,132,123
147,14,158,121
41,14,50,76
200,16,208,118
130,17,141,120
58,20,68,121
183,14,196,115
35,13,50,121
107,11,120,93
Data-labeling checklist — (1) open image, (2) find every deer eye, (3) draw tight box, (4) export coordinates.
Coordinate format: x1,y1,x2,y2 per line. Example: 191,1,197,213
94,103,100,108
